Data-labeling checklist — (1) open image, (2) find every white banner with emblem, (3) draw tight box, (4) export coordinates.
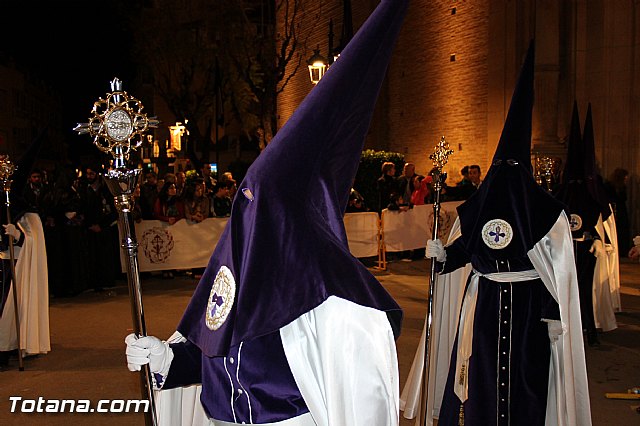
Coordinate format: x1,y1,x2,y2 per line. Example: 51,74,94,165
127,218,228,272
124,212,381,272
122,204,460,271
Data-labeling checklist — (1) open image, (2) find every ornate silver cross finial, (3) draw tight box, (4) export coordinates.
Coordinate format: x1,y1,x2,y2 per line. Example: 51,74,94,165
73,78,159,167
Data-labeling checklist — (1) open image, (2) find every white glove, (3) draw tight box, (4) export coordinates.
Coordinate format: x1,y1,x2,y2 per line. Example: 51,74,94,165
426,239,446,262
3,224,20,240
633,235,640,247
125,334,174,378
545,320,564,343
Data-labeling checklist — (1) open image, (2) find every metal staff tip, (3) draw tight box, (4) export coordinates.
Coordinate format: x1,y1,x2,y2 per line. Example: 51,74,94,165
429,135,454,172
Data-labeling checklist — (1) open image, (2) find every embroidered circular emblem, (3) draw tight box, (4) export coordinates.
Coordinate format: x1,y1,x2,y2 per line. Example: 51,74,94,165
569,214,582,232
140,227,175,263
205,266,236,331
481,219,513,249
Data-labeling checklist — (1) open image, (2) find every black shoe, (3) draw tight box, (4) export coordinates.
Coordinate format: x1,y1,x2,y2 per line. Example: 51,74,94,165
587,330,600,347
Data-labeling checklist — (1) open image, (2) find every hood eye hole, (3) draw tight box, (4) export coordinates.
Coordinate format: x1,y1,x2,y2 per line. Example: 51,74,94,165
506,159,519,166
492,159,503,166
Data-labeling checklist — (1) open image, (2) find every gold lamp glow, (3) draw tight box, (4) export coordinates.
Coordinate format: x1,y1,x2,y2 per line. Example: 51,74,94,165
169,122,186,151
307,46,328,85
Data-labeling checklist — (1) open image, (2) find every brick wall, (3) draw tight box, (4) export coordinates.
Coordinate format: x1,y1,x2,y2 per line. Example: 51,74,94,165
278,0,490,181
276,0,372,130
386,0,489,180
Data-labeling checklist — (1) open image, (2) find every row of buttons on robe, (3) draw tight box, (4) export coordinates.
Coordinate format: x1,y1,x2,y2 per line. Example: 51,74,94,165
224,347,253,424
497,281,512,425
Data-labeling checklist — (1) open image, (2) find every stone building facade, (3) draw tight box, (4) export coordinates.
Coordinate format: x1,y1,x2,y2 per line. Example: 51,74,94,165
278,0,640,238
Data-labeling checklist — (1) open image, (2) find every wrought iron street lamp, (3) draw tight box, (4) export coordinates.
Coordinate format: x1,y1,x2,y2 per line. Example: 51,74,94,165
307,0,353,84
307,46,328,85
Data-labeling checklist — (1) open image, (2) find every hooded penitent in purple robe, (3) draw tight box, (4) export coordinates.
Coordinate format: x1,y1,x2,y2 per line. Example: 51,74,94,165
158,1,409,424
427,42,591,426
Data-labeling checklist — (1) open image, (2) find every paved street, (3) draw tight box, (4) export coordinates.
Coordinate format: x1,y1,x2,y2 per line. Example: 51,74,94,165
0,258,638,425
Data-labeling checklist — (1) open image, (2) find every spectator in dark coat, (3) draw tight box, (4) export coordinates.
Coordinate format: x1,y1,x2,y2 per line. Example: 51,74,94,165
81,166,120,291
139,171,159,220
375,161,398,213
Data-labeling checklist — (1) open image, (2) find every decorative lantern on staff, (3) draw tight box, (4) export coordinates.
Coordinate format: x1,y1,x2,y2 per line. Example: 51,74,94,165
74,78,159,426
420,135,453,425
0,157,24,371
534,155,555,192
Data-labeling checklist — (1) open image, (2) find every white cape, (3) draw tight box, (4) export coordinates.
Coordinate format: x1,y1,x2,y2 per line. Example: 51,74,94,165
0,212,50,354
400,212,592,426
154,296,399,426
399,220,469,425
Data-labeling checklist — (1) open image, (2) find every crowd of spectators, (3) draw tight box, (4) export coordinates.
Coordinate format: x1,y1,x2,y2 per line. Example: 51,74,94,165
27,164,237,296
357,162,484,215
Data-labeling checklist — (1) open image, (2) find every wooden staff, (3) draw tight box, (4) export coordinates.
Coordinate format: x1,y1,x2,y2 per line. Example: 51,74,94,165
420,136,453,425
0,161,25,371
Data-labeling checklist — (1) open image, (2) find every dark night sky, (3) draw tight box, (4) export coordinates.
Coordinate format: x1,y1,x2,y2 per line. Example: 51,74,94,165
1,0,137,160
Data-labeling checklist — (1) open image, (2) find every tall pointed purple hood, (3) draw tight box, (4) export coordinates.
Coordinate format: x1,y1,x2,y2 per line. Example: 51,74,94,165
491,41,535,173
456,41,565,256
178,0,409,357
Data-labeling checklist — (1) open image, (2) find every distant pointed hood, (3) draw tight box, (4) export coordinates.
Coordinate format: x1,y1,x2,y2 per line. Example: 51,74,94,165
583,103,612,221
555,103,600,235
561,101,584,183
178,0,409,357
457,41,565,256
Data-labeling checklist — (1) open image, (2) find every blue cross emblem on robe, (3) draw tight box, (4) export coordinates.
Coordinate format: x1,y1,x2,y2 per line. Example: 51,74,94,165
489,226,506,243
481,219,513,249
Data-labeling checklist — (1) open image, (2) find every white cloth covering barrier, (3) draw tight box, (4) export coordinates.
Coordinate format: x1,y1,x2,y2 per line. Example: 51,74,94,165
126,218,229,272
381,202,462,252
343,212,380,258
123,203,463,272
